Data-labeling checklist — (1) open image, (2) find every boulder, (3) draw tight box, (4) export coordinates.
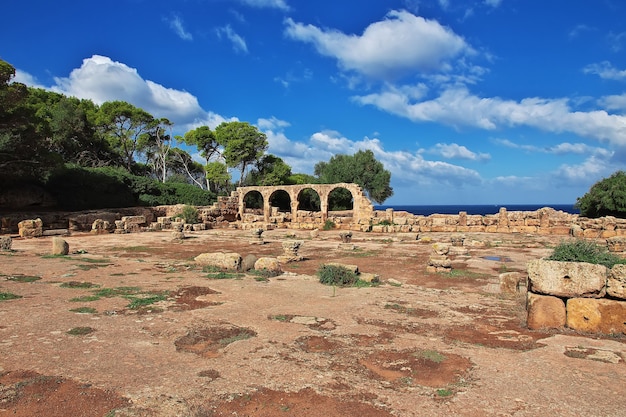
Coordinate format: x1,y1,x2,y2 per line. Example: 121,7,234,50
0,236,12,251
241,254,258,272
51,237,69,256
18,218,43,238
566,298,626,334
608,264,626,299
254,257,282,274
359,272,380,283
500,271,525,293
195,252,242,271
527,259,607,298
526,293,566,330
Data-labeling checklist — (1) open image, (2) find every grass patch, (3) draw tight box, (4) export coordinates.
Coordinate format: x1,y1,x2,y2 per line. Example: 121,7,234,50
415,349,446,363
205,271,245,280
69,306,97,314
436,388,453,397
2,274,41,282
353,279,379,288
548,239,626,268
269,314,290,322
69,295,100,302
60,281,100,289
440,269,486,279
94,287,141,298
0,292,22,301
66,326,95,336
110,246,150,252
125,292,169,309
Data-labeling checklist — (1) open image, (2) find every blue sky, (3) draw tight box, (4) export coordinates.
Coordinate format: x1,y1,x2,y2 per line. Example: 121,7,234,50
2,0,626,205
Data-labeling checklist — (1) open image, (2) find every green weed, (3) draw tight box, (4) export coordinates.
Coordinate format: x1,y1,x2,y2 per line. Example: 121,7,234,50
69,295,100,302
0,292,22,301
3,274,41,282
69,307,97,314
66,326,95,336
415,349,446,363
60,281,100,289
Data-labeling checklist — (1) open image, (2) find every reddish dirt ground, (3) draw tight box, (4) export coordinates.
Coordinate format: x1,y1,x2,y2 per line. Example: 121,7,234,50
0,228,625,416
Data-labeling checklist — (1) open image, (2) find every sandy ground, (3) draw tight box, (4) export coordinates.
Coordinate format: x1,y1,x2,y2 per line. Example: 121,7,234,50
0,228,624,417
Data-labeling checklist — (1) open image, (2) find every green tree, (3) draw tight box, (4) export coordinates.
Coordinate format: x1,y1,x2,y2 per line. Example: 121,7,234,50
0,60,58,183
168,147,207,189
244,154,292,186
180,125,220,189
205,161,231,194
96,101,155,172
576,171,626,218
215,121,268,186
144,118,174,183
314,149,393,204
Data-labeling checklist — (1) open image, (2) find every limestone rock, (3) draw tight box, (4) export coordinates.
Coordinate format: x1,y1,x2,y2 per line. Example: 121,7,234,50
500,272,525,294
428,255,451,268
51,237,69,256
608,264,626,299
254,257,282,274
607,236,626,252
526,292,566,330
432,243,450,255
18,218,43,238
195,252,242,271
527,259,607,298
566,298,626,334
0,236,12,251
91,219,112,234
241,254,258,272
359,272,380,283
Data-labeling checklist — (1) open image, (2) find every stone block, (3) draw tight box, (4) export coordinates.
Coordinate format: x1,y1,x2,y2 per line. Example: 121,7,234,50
0,236,12,251
607,236,626,252
526,292,566,330
428,255,451,268
500,271,525,293
51,237,69,256
527,259,607,298
18,218,43,238
194,252,242,271
359,272,380,283
121,216,146,225
254,257,282,274
566,298,626,334
607,264,626,299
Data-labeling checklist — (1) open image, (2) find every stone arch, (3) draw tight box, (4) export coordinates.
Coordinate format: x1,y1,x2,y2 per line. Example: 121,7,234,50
236,183,373,227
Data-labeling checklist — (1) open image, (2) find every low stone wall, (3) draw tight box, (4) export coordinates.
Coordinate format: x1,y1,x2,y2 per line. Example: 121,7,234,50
526,259,626,335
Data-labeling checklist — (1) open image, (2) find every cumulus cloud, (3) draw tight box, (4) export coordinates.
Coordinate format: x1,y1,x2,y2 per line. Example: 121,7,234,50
238,0,289,11
284,10,474,81
13,69,46,89
354,85,626,146
493,138,613,157
166,14,193,41
51,55,207,128
583,61,626,81
216,25,248,53
432,143,490,161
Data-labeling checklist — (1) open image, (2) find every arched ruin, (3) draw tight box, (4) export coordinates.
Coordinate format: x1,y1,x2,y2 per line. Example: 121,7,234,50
235,183,374,226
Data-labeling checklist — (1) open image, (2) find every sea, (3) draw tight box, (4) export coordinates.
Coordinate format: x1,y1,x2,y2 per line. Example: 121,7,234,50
374,204,579,216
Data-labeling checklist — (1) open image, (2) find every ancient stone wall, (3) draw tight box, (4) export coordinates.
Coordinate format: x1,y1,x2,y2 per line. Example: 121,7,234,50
526,259,626,335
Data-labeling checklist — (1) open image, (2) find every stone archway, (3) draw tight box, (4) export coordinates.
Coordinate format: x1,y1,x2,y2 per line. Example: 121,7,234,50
235,183,374,227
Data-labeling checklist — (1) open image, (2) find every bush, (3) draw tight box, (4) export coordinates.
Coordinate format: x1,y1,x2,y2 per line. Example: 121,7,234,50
576,171,626,218
547,239,626,268
317,264,358,286
323,220,335,230
177,205,199,224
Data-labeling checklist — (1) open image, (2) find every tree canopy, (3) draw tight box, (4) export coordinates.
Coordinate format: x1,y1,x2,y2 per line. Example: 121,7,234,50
576,171,626,218
215,121,268,186
314,149,393,204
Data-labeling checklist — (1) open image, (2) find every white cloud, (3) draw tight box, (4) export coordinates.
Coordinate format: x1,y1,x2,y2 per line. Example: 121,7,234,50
238,0,289,11
12,69,46,89
583,61,626,81
51,55,208,128
257,116,290,130
284,10,474,81
493,138,613,158
600,93,626,112
354,85,626,146
216,25,248,53
484,0,502,8
432,143,490,161
166,14,193,41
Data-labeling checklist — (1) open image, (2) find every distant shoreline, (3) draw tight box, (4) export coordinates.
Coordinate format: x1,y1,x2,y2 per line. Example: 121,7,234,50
374,204,579,216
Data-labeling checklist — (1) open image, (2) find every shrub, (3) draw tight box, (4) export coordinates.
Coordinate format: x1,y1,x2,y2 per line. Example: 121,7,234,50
547,239,626,268
177,205,199,224
323,220,336,230
317,264,358,286
576,170,626,218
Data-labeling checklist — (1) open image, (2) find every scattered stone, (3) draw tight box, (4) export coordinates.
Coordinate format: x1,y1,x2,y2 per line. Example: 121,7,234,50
338,243,356,251
241,254,258,272
387,278,402,286
310,229,319,239
278,240,304,263
195,252,242,271
91,219,112,234
607,236,626,252
526,293,566,330
0,236,12,251
18,218,43,238
359,272,380,283
250,228,264,245
171,231,185,241
254,257,282,275
450,234,465,247
339,231,352,243
500,272,525,294
51,237,70,256
527,259,607,298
